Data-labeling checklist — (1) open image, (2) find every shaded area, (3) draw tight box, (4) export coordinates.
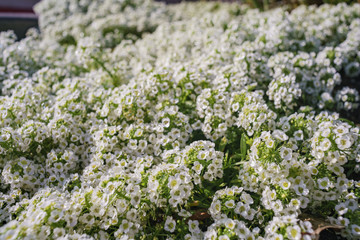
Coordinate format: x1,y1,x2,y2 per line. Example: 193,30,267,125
0,14,38,39
0,0,39,39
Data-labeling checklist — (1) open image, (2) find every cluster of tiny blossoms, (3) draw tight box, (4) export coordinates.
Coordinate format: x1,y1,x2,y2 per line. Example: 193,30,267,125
0,0,360,239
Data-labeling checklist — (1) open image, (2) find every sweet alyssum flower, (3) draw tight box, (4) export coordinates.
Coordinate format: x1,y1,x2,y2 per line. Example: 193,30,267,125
0,1,359,239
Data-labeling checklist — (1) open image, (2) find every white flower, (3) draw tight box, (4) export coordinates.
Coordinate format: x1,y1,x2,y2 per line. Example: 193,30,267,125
224,200,235,209
197,151,208,160
192,161,203,174
351,224,360,236
319,138,331,151
53,228,66,238
279,147,292,160
162,118,171,128
271,200,283,212
168,176,180,189
294,184,309,196
271,233,283,240
317,177,331,190
164,216,176,233
279,179,291,190
337,216,349,227
219,235,230,240
286,225,301,240
240,192,254,204
335,135,352,150
293,130,303,141
209,200,222,216
128,139,138,150
335,203,348,215
119,219,133,234
272,130,288,141
188,220,201,233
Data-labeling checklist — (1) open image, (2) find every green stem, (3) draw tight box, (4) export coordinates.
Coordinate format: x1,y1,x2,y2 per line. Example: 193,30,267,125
90,55,116,81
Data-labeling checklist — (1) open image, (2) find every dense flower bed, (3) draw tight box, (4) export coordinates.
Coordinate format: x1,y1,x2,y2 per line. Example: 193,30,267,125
0,0,360,239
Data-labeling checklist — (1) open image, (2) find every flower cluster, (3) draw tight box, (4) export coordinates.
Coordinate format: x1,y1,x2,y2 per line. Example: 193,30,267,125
335,86,360,111
0,0,359,239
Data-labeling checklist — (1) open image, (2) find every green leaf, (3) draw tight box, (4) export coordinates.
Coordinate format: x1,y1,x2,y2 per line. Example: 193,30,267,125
219,137,228,152
240,133,247,160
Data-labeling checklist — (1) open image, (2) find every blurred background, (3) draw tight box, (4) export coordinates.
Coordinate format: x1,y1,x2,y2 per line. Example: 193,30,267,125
0,0,359,39
0,0,39,39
